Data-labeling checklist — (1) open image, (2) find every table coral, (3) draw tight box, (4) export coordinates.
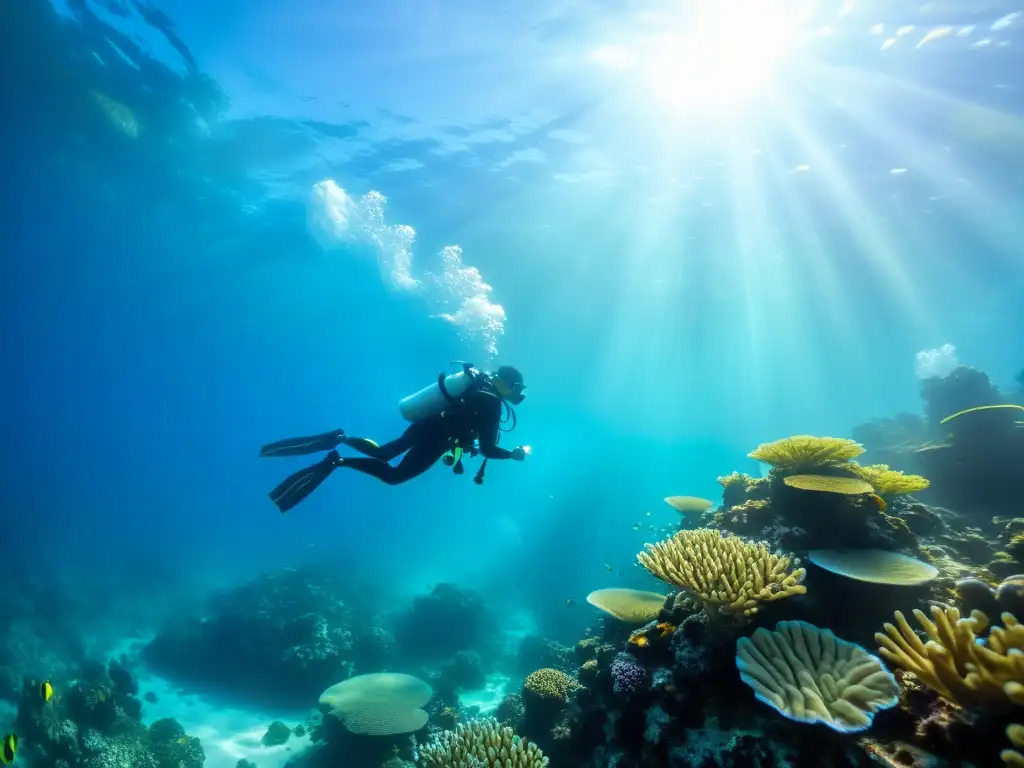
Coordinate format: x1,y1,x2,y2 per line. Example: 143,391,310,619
748,435,864,470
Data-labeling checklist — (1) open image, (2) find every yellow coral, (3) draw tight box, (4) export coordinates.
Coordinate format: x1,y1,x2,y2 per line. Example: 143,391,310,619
418,717,548,767
850,463,930,496
522,669,577,702
748,435,864,470
874,606,1024,707
782,474,874,495
1004,724,1024,766
877,608,1024,765
717,471,751,488
637,529,806,617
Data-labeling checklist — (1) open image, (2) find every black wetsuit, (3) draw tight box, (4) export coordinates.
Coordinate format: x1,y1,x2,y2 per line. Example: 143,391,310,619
260,386,518,512
340,388,513,485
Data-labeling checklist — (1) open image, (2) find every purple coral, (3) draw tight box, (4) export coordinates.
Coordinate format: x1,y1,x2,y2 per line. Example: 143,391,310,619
610,652,649,696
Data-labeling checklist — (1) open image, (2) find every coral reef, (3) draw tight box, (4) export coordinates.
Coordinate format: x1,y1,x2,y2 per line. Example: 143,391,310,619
854,364,1024,516
11,664,203,768
395,583,498,663
141,565,390,706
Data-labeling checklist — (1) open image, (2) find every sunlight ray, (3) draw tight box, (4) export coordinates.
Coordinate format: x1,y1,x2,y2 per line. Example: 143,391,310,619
770,102,930,330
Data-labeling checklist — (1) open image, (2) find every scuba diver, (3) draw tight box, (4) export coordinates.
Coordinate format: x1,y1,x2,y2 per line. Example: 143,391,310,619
260,364,529,513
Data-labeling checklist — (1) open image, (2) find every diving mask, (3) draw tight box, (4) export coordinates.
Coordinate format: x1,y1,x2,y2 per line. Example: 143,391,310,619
492,375,526,405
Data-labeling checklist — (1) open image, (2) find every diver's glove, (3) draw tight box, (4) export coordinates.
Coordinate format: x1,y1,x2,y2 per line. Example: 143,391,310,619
511,446,528,461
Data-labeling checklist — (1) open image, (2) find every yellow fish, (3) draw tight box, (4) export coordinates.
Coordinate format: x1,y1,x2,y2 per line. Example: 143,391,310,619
1,733,17,765
40,680,54,702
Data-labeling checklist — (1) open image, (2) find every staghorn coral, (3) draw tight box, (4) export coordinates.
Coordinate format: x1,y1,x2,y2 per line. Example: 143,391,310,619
874,606,1024,707
736,620,900,733
417,717,548,767
522,669,577,703
748,435,864,470
637,529,806,617
850,464,931,496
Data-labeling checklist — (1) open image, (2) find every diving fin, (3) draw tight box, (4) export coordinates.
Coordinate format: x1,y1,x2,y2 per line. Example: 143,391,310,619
260,429,346,457
269,451,342,513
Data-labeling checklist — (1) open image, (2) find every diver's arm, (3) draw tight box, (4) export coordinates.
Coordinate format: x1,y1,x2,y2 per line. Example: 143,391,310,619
476,392,516,459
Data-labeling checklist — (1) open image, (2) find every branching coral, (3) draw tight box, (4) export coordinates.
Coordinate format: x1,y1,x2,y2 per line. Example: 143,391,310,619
876,607,1024,765
417,718,548,767
874,606,1024,708
637,529,806,617
748,436,864,470
850,464,931,496
736,620,900,733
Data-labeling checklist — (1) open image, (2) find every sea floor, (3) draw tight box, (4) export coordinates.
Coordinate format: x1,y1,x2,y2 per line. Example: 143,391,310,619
136,670,313,768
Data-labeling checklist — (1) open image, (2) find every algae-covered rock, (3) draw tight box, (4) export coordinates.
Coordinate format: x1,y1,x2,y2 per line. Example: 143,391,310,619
148,717,204,768
262,720,292,746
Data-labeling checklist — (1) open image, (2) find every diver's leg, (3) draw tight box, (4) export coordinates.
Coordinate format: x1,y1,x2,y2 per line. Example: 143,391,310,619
268,451,342,513
260,429,346,457
338,433,448,486
345,425,418,461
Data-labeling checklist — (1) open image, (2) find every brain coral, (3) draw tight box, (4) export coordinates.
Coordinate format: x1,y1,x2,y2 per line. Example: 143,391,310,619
418,718,548,767
318,673,432,735
736,620,899,733
522,668,577,702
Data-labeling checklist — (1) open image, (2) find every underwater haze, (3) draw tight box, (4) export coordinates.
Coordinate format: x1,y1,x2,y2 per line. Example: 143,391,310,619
2,1,1024,767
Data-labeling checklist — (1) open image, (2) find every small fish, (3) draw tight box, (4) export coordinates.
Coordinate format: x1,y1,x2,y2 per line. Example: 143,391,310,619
868,494,887,512
632,523,641,531
40,680,53,702
565,599,575,606
1,733,17,765
646,511,651,516
605,564,613,572
177,736,190,746
97,689,107,703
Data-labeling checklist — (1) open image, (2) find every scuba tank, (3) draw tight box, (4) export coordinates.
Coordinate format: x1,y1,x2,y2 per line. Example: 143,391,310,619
398,362,482,423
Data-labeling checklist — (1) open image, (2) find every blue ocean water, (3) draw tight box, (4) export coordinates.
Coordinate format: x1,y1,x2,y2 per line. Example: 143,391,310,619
2,1,1024,766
